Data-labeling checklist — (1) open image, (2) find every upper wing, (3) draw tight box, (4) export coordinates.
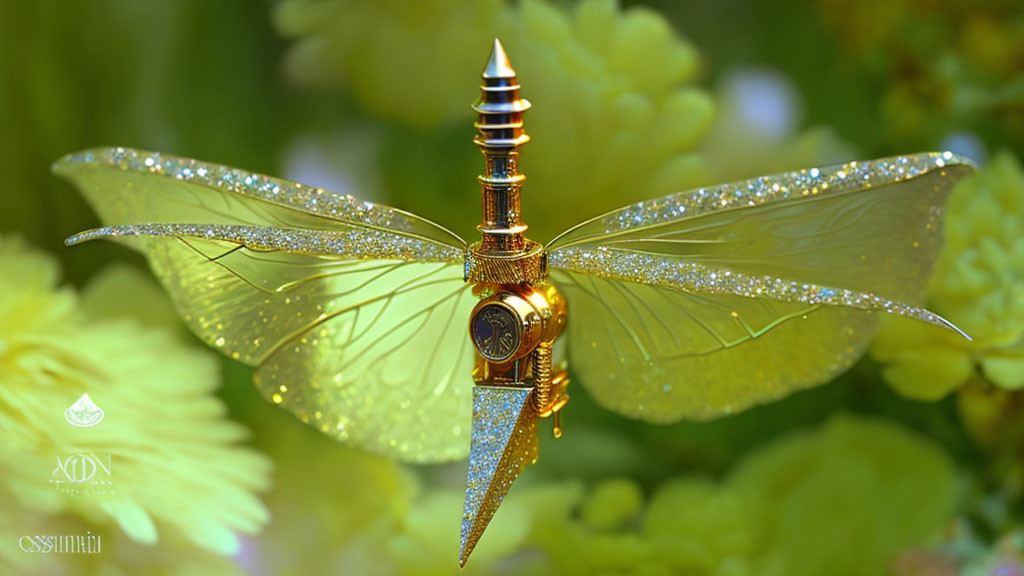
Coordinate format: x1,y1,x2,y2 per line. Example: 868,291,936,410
56,147,475,462
547,152,975,422
57,147,464,247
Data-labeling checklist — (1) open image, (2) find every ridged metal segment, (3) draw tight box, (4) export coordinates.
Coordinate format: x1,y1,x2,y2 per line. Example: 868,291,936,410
473,39,531,253
464,240,546,284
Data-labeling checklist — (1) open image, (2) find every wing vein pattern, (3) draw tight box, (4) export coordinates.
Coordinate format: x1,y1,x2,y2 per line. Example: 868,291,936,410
547,152,975,423
56,147,475,462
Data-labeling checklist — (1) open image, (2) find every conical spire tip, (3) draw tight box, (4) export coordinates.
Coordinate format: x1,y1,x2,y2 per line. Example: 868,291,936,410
482,38,517,79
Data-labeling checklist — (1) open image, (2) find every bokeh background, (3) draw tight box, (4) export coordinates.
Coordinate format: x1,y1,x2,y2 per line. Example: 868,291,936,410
1,0,1023,574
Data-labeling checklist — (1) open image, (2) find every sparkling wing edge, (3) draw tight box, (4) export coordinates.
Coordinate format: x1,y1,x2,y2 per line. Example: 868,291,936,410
548,247,969,340
546,151,976,250
54,146,468,249
65,223,465,264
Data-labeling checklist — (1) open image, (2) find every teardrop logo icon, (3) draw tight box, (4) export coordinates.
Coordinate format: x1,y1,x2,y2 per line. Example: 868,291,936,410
64,393,104,428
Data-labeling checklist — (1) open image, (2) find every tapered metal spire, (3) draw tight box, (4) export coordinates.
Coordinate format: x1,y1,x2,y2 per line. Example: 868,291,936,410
482,38,516,79
472,38,531,254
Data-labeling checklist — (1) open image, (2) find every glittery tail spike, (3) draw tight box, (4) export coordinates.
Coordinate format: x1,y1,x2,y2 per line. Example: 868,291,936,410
460,385,538,566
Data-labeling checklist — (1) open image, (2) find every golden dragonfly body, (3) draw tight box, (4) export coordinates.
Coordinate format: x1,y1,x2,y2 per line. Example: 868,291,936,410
59,40,974,566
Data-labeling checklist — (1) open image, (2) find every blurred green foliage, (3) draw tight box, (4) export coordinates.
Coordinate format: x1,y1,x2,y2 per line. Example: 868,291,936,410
1,0,1022,574
872,152,1024,400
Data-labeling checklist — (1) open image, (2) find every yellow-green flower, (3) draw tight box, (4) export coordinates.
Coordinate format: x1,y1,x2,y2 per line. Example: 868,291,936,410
276,0,715,240
517,415,954,576
872,152,1024,399
729,415,957,576
0,235,271,571
275,0,505,129
957,381,1024,451
580,477,643,530
700,68,856,181
813,0,1024,150
500,0,713,237
643,478,753,575
234,399,535,576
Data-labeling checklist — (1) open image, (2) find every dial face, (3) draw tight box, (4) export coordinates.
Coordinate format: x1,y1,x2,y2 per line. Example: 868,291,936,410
471,304,521,362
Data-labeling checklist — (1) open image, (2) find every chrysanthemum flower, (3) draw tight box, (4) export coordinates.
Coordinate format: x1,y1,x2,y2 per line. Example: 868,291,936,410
0,236,271,569
700,68,856,181
872,152,1024,400
514,415,954,575
275,0,505,129
275,0,715,239
813,0,1024,150
500,0,714,237
234,401,533,575
729,415,957,576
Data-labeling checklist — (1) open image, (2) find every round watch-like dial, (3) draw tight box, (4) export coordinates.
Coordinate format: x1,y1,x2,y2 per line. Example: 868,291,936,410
471,304,521,362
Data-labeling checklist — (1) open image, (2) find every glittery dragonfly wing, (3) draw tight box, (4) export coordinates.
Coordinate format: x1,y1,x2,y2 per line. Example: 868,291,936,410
546,153,975,423
56,147,474,462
